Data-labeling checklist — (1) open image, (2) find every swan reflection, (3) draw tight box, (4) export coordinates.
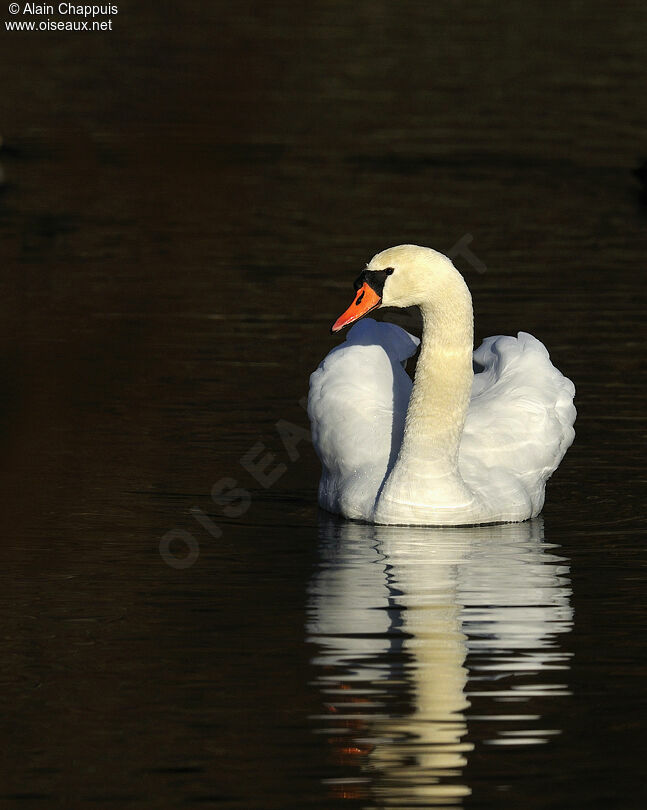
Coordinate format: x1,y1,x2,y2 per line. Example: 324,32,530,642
307,517,573,806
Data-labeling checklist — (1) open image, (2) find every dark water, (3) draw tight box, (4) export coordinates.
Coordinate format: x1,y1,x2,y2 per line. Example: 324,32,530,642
1,1,646,807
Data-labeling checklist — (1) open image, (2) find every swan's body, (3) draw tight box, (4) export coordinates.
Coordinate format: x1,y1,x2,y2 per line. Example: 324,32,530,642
308,245,575,526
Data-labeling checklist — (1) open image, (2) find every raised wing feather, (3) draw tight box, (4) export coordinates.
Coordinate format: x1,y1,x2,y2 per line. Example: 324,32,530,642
459,332,576,516
308,320,419,520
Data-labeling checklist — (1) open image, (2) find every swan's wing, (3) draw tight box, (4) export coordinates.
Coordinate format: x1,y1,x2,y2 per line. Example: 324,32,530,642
460,332,576,516
308,319,419,521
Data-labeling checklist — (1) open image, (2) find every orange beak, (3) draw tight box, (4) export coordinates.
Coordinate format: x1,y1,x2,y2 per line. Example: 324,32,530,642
331,282,382,333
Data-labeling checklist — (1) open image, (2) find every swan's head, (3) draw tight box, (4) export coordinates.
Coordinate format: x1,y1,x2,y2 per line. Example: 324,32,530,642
331,244,459,333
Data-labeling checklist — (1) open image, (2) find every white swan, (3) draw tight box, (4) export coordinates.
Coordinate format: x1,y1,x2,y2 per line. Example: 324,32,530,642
308,245,576,525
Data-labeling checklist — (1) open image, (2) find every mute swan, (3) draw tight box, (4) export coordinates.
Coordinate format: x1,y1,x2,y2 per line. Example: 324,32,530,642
308,245,576,525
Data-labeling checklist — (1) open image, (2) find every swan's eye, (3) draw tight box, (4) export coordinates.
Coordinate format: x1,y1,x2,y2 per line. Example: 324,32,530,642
353,267,394,297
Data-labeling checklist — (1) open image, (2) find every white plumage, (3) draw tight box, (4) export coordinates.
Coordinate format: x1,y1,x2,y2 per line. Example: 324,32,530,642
308,245,575,526
309,320,418,520
460,332,576,517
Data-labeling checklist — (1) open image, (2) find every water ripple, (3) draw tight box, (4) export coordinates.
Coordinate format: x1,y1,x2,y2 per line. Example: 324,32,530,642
307,517,573,807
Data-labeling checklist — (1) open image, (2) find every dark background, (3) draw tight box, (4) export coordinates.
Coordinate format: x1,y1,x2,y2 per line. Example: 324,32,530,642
0,1,646,808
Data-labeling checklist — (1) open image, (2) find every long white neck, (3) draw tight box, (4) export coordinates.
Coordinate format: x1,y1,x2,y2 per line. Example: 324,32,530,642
402,277,474,470
377,271,475,519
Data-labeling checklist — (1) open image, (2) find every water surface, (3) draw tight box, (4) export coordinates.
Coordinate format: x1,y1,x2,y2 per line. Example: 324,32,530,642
309,518,573,806
0,1,646,807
